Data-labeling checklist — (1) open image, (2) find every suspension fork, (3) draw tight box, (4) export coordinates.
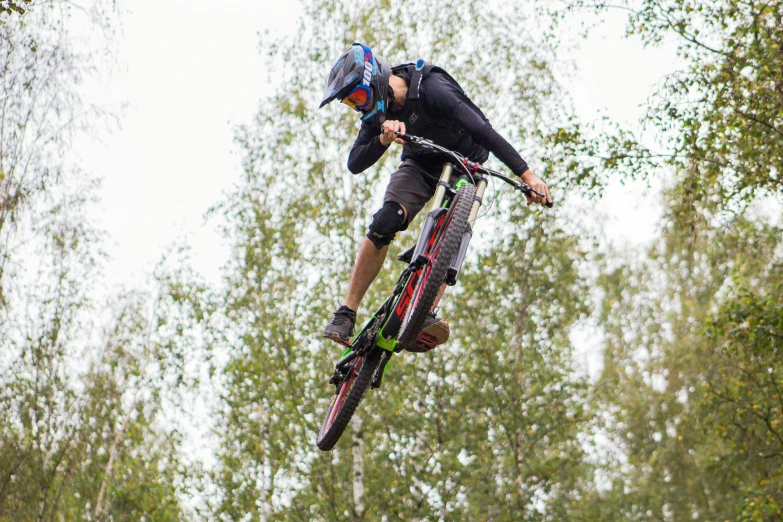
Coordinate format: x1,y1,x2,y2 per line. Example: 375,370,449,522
446,177,486,285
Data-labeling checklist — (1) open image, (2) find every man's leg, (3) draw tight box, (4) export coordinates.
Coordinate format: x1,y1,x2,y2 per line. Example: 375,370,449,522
344,238,389,311
346,198,411,310
323,202,407,344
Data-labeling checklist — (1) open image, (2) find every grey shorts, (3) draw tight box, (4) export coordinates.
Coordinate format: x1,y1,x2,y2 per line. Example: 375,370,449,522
384,159,441,228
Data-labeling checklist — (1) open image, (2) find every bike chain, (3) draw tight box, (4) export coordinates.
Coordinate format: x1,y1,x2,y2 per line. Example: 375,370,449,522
355,312,385,356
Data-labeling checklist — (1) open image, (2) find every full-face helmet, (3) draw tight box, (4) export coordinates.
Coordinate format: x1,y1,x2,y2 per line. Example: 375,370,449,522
319,42,391,127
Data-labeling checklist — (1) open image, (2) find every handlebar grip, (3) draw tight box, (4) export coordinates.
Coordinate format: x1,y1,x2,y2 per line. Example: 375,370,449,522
545,201,554,208
393,131,411,142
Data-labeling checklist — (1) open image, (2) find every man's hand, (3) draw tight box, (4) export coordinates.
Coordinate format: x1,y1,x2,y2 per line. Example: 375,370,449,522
520,169,553,207
380,120,406,146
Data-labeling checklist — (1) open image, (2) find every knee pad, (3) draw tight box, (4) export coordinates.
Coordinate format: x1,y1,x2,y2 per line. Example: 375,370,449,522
367,201,406,249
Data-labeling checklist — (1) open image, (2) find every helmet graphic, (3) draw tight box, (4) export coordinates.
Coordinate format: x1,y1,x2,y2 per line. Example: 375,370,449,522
319,42,391,127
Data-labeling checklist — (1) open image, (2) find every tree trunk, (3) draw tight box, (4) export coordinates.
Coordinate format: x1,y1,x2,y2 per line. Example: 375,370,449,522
93,406,133,520
352,414,365,521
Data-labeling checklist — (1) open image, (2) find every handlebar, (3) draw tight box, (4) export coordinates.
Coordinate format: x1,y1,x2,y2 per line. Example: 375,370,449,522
393,132,553,208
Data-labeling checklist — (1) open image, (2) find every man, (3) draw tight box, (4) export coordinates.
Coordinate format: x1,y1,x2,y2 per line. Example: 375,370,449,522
319,42,552,350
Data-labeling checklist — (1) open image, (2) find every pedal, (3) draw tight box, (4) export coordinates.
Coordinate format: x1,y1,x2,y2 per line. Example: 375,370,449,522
397,246,414,263
412,332,437,352
325,333,352,348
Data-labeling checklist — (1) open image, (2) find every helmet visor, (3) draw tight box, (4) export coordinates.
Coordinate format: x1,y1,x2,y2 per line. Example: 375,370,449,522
341,84,372,111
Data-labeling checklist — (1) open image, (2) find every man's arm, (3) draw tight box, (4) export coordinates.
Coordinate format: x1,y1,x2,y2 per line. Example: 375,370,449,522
347,122,389,174
425,75,528,175
425,74,552,205
452,102,529,175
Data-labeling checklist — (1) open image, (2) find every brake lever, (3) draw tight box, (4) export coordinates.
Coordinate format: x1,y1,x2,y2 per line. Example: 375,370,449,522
393,131,431,148
517,182,554,208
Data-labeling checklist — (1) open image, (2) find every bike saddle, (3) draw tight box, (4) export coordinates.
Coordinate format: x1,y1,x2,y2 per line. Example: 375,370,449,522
397,246,414,263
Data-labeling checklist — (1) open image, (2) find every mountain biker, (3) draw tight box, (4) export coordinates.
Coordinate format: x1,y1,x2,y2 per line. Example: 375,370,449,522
319,42,552,351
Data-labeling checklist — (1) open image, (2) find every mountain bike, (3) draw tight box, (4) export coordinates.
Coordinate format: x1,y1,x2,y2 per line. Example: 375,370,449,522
316,132,551,451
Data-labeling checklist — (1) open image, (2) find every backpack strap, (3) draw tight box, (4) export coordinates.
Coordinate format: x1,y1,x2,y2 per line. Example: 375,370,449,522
408,59,426,101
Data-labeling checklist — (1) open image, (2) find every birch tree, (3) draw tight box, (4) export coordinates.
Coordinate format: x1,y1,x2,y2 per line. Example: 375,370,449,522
547,1,783,518
1,3,196,519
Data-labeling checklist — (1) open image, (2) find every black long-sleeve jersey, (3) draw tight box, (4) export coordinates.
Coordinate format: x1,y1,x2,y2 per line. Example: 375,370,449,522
347,65,529,177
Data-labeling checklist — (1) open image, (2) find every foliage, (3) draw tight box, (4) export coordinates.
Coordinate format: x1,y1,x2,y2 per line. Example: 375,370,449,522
11,0,783,518
589,198,783,519
0,0,31,16
0,2,197,519
0,178,194,520
0,0,114,306
548,0,783,207
437,212,592,520
704,275,783,521
541,1,783,518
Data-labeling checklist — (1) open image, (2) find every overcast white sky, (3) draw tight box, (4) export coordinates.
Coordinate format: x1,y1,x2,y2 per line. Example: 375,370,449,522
74,1,678,291
78,0,301,287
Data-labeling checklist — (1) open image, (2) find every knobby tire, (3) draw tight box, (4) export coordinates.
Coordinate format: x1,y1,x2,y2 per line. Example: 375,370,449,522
316,347,383,451
397,183,476,352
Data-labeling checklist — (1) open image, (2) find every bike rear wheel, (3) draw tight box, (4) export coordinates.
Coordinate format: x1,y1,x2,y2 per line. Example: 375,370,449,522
397,182,476,352
316,347,383,451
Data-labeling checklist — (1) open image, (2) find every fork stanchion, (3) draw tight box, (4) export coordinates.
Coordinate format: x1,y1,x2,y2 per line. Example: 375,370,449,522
430,163,453,212
468,178,487,225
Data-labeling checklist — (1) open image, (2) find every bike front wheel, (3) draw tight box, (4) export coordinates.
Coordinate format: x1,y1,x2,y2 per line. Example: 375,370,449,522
397,182,476,352
316,347,383,451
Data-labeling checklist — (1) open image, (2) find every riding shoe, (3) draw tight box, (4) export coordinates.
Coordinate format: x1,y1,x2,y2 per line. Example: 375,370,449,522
323,305,356,346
